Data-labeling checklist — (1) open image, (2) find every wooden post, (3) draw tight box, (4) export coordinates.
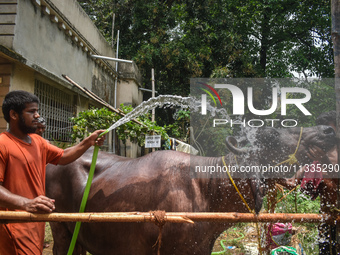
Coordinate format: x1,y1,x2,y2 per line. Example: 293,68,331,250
151,68,155,121
332,0,340,252
151,68,155,152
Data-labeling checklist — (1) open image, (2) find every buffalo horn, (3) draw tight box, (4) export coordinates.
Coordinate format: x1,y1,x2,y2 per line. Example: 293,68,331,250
225,136,248,154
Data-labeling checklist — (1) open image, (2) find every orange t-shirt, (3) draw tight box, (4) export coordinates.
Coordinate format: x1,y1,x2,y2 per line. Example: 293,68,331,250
0,132,64,255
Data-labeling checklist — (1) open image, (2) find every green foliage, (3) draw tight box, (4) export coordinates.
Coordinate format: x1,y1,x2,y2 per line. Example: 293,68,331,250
77,0,333,88
77,0,333,128
268,189,320,254
70,106,170,147
284,79,335,127
70,106,191,148
169,109,191,139
273,189,321,214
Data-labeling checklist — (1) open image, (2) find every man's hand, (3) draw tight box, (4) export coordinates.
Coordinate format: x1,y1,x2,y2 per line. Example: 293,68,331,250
307,145,332,165
307,145,326,162
0,184,55,213
22,195,55,213
88,130,106,147
59,129,107,165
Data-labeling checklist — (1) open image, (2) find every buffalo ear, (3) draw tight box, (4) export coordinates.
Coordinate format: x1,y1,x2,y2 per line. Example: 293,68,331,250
255,128,280,149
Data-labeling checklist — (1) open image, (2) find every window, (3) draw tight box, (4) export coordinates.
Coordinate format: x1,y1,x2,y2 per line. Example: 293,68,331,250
34,80,75,142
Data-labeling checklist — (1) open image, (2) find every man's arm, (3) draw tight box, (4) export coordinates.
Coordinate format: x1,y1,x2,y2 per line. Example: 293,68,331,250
0,183,55,213
58,130,106,165
278,165,306,189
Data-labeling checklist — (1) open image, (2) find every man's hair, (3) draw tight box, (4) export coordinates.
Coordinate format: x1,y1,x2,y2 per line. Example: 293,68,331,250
316,111,336,126
2,90,40,123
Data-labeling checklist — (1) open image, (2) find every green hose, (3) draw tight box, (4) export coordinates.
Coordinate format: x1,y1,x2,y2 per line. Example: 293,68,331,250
211,231,245,255
67,130,108,255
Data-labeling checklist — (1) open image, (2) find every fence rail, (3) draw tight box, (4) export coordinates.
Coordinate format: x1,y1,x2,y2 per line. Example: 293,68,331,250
0,211,339,224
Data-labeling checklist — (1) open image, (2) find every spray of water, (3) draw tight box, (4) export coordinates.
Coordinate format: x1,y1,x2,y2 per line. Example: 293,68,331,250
106,95,193,133
104,94,253,150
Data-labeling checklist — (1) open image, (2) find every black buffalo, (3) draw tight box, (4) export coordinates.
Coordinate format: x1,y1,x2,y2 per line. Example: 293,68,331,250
46,125,335,255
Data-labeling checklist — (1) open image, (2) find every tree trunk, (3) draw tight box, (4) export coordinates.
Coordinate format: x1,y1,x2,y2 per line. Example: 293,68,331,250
259,10,270,76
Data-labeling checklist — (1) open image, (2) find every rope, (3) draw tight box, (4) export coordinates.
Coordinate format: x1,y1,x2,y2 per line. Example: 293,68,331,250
265,128,303,252
151,210,167,255
222,156,254,213
221,156,262,255
274,127,303,167
275,185,298,205
268,127,303,212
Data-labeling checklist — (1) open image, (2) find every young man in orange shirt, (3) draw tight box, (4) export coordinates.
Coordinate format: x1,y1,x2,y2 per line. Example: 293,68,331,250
0,90,106,254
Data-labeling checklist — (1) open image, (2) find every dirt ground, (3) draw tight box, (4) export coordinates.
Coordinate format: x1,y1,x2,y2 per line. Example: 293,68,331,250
42,223,53,255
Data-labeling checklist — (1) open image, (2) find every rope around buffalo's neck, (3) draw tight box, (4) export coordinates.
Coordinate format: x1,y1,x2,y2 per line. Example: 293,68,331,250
270,127,303,212
274,127,303,167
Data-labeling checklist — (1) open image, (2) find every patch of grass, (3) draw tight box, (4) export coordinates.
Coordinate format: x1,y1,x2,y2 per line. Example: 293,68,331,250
213,189,321,254
44,223,53,244
266,188,320,254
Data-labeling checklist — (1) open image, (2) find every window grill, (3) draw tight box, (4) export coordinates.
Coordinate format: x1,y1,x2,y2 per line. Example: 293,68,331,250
34,80,75,142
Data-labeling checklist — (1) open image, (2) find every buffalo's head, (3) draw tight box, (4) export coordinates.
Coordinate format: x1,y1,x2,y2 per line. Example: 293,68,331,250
225,125,336,213
226,125,336,167
254,125,336,167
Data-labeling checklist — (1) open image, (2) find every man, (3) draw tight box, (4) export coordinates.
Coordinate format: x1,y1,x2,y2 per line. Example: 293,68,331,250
313,111,338,255
35,116,46,137
285,111,337,254
34,116,50,249
0,90,106,255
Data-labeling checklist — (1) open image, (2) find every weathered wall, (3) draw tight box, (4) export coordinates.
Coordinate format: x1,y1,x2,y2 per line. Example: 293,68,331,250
0,0,16,47
117,62,143,107
10,0,115,105
0,56,11,131
0,0,144,157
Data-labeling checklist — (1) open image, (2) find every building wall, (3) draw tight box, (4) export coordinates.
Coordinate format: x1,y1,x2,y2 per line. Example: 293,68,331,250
0,0,144,157
0,0,16,47
13,0,116,104
117,62,143,107
0,58,11,131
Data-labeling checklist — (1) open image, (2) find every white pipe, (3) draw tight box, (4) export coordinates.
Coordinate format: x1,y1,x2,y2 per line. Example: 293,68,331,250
91,54,132,64
139,88,158,93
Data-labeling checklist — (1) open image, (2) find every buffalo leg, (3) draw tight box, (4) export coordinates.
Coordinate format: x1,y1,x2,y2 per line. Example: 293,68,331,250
50,222,86,255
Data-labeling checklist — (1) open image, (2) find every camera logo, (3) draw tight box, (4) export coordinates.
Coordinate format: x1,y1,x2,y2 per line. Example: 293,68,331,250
198,82,222,115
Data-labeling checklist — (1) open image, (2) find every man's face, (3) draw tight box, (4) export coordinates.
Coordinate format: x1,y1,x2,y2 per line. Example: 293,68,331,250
18,102,40,134
36,123,46,136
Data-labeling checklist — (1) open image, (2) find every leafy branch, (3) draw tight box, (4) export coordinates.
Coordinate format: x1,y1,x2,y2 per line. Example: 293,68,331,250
70,105,187,147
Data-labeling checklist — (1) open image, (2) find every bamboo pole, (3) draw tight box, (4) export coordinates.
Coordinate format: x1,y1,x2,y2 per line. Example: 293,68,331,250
167,212,338,223
0,212,193,224
0,211,339,224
